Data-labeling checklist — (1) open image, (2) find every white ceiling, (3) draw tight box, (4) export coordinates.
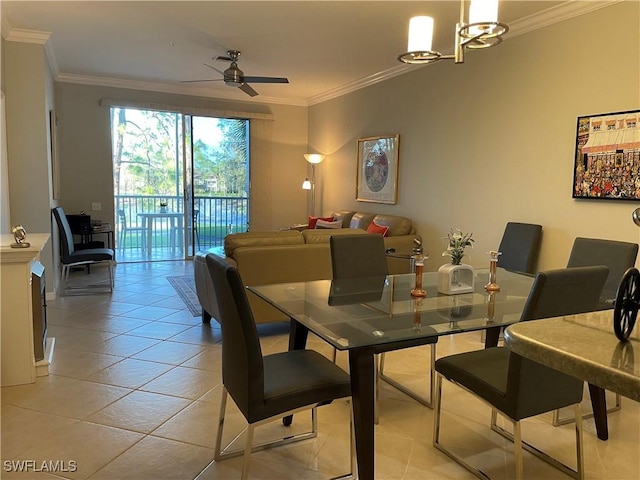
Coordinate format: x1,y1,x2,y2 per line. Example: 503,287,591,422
1,1,613,106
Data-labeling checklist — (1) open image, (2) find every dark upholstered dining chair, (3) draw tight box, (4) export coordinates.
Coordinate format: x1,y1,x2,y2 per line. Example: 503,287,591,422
556,237,639,426
52,207,115,296
497,222,543,274
433,265,609,480
330,233,439,423
566,237,638,310
204,254,354,480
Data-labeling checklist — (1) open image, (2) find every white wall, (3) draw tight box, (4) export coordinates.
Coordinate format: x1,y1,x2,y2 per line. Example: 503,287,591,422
309,2,640,272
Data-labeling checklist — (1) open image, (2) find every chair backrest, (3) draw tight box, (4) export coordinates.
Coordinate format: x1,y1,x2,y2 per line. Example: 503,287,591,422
52,206,76,262
330,234,388,279
205,253,264,420
117,209,127,230
520,265,609,322
508,265,608,417
567,237,638,303
497,222,542,274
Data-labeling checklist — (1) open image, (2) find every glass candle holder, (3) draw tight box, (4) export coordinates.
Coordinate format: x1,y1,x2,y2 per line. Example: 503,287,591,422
484,250,501,292
411,254,427,297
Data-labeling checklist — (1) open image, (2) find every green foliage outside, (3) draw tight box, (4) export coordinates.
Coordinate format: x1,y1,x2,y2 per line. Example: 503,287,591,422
112,107,249,199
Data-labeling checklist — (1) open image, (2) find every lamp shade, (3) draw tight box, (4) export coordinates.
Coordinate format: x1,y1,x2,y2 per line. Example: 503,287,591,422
468,0,499,24
303,153,325,164
407,16,434,52
302,178,312,190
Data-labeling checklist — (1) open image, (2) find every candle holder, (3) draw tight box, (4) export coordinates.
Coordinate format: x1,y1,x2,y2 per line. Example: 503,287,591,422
411,253,427,298
485,291,496,324
413,298,423,332
484,250,501,292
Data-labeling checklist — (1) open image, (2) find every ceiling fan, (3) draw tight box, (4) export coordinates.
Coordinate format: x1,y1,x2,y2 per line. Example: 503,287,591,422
182,50,289,97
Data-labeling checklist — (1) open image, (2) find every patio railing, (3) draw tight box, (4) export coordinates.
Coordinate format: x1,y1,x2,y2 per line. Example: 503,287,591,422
115,194,249,251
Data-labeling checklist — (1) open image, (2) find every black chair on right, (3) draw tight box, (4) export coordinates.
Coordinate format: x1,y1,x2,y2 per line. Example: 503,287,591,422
566,237,638,310
554,237,639,427
433,265,608,480
205,254,354,480
330,234,439,423
497,222,543,274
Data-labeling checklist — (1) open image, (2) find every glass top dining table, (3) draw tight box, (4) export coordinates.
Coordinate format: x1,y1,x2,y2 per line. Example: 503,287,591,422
249,267,535,480
249,267,535,351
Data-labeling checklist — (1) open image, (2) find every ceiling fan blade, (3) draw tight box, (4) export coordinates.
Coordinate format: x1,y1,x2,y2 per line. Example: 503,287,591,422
239,83,259,97
180,79,223,84
216,55,233,62
243,76,289,84
203,63,225,75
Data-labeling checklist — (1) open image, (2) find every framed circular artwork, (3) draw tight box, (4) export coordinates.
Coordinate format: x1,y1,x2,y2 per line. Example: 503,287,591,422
356,134,399,204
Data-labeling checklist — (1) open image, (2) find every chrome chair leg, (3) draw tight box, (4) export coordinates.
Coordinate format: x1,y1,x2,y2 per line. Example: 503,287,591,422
552,392,621,426
215,386,354,479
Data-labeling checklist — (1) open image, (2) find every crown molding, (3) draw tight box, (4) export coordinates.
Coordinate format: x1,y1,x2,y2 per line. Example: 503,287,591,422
308,0,622,106
3,0,623,108
4,27,51,44
55,73,308,107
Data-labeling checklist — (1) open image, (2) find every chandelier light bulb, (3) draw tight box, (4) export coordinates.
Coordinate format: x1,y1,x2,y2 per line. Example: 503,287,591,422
407,16,434,52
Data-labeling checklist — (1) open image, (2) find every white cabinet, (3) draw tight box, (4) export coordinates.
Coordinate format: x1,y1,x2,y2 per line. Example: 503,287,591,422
1,233,50,386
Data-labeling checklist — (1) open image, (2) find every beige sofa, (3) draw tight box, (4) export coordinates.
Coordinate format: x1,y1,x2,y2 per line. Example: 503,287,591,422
194,211,420,324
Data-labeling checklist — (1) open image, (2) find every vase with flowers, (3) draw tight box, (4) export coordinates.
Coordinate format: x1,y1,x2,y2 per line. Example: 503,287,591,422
159,201,168,213
438,228,475,294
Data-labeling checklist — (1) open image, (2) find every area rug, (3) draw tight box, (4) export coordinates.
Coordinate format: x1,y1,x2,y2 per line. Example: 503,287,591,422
167,275,201,317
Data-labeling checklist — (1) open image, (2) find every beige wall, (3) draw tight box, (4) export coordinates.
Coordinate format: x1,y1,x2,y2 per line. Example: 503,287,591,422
309,2,640,272
3,40,54,290
54,83,309,232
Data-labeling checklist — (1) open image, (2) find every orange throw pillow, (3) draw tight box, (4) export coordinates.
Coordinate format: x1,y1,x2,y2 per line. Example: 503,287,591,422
367,221,389,237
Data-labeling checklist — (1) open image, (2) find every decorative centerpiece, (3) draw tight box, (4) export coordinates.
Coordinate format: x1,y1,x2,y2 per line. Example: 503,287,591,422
484,250,502,292
438,228,475,295
10,225,31,248
159,201,168,213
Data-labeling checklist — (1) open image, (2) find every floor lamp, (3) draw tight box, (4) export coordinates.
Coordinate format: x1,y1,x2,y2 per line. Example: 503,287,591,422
302,154,325,216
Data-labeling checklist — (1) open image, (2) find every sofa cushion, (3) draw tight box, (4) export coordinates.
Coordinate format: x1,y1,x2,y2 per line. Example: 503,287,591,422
316,219,343,229
308,216,334,229
349,212,377,230
302,228,367,244
332,210,356,228
371,214,414,236
224,230,303,257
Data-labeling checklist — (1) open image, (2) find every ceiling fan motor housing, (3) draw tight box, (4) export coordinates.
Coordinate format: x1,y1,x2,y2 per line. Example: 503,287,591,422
223,63,243,86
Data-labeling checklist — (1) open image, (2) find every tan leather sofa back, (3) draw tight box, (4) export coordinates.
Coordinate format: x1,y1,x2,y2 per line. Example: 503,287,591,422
302,228,366,244
224,230,303,257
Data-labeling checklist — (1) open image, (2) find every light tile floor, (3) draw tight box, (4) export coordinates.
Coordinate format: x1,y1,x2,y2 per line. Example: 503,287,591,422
1,260,638,479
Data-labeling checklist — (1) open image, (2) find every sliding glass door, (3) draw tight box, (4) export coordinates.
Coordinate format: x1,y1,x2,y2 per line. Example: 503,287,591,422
111,107,249,262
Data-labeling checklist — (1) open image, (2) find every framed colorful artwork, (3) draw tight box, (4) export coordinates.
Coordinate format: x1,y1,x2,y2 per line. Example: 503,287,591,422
572,109,640,200
356,134,399,204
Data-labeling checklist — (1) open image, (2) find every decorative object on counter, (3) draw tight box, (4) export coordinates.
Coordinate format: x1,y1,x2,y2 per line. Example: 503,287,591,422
438,228,474,294
613,267,639,340
410,251,427,298
159,201,168,213
10,225,31,248
484,250,502,292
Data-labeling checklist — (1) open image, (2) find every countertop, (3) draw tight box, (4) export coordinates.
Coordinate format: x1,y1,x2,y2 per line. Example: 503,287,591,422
504,311,639,402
